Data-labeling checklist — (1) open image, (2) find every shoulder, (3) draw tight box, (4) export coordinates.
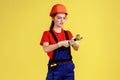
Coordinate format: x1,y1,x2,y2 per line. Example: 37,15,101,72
42,30,51,35
64,30,72,35
43,30,50,34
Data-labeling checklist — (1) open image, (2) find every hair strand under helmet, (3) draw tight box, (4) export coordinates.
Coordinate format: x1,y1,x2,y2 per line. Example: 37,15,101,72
50,4,68,17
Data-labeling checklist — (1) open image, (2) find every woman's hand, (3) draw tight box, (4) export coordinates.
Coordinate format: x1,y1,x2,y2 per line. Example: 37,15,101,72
57,40,70,48
69,39,77,45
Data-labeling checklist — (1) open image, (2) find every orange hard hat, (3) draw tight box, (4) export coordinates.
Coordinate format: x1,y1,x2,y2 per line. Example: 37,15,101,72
50,4,68,17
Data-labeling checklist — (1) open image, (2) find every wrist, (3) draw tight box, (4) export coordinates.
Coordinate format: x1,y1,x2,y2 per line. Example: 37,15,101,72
57,42,61,48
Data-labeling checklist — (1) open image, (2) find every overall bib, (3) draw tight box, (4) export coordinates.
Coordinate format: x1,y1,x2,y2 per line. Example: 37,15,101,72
46,30,75,80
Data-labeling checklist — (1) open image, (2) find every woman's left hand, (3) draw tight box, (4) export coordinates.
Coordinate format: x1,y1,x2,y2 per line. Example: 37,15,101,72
69,39,78,46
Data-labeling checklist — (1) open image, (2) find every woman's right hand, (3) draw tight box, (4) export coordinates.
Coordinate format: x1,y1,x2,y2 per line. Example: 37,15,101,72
57,40,70,48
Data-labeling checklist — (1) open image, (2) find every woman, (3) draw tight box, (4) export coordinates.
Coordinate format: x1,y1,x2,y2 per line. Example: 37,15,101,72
40,4,79,80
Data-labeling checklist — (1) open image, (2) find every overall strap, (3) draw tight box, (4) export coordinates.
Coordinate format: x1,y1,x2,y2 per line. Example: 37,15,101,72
49,29,58,61
64,30,72,59
49,29,58,43
64,30,69,40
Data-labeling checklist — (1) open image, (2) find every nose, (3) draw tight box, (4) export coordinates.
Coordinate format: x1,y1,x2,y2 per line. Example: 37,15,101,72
61,18,65,23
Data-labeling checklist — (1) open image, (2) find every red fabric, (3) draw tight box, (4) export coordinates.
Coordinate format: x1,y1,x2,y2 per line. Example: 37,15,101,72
40,28,73,59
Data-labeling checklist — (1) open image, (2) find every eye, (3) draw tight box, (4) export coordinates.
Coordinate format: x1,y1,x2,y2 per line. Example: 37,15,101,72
63,17,67,20
57,16,62,19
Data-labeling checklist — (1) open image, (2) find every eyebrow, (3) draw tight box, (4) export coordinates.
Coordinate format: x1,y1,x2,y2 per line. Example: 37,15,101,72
56,15,66,17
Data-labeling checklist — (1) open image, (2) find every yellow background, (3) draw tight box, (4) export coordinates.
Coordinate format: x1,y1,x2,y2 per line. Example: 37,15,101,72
0,0,120,80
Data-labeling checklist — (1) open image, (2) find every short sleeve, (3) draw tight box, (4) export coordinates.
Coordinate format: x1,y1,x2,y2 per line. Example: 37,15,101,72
66,30,73,40
40,31,50,45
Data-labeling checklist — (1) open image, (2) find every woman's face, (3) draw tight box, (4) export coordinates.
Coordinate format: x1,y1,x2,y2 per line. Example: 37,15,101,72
52,13,67,28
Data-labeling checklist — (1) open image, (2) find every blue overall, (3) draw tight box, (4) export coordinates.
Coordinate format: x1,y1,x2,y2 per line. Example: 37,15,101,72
46,30,75,80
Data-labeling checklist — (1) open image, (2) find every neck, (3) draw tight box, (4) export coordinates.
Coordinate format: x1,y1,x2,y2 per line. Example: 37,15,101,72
53,26,62,33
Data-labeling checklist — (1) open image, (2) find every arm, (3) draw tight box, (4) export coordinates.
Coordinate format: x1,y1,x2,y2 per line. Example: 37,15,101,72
43,40,70,53
42,42,59,53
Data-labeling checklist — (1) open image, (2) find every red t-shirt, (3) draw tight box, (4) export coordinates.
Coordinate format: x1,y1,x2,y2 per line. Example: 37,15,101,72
40,28,73,59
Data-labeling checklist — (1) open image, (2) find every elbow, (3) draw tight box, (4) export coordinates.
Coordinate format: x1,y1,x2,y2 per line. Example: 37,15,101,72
75,48,79,51
43,46,52,53
73,45,79,51
43,47,49,53
74,47,79,51
43,49,48,53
